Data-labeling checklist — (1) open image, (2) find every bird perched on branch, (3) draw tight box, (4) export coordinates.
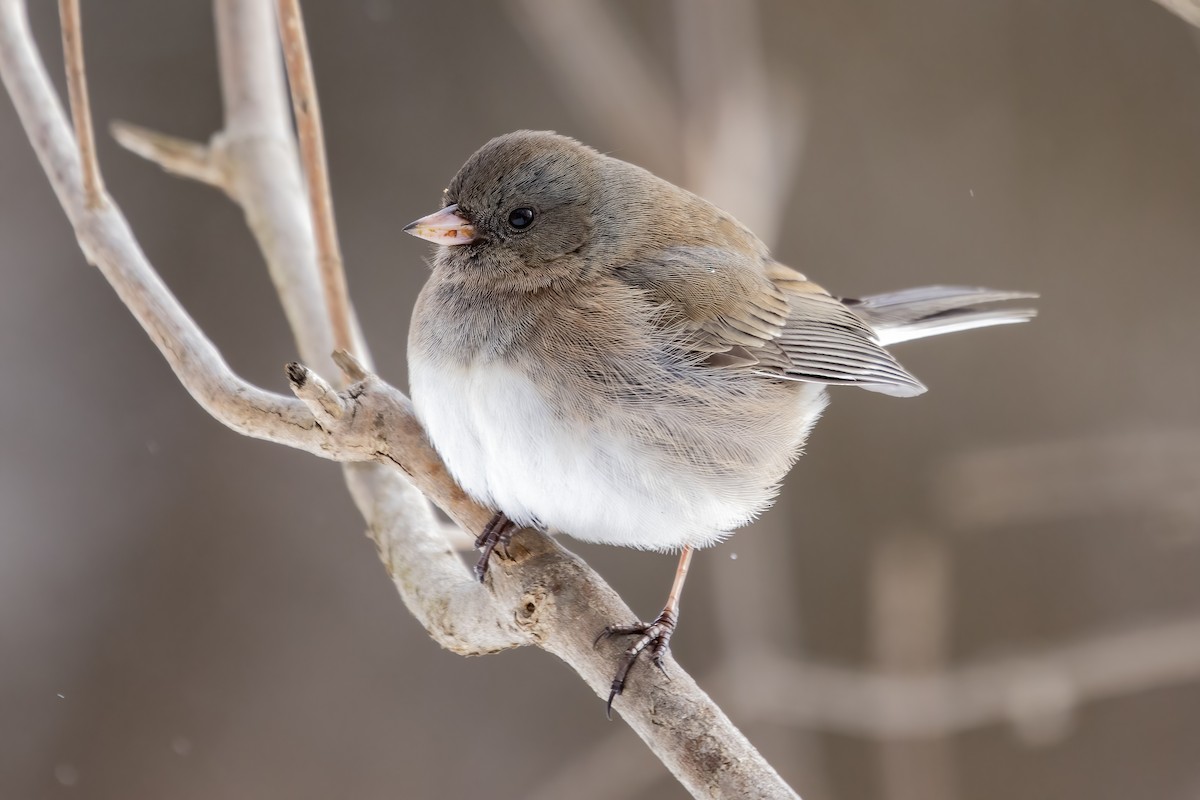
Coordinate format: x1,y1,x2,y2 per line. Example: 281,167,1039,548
405,130,1035,714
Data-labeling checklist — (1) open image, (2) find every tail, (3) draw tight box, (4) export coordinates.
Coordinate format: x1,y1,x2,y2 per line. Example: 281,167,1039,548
843,286,1038,347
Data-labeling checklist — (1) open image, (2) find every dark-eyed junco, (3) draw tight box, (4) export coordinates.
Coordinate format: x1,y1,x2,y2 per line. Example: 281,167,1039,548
405,130,1035,713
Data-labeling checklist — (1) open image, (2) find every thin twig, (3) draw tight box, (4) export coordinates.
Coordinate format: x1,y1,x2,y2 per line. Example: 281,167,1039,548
110,121,223,187
57,0,103,208
274,0,355,359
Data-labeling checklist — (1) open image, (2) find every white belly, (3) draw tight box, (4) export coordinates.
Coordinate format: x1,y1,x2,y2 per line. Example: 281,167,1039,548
410,358,825,551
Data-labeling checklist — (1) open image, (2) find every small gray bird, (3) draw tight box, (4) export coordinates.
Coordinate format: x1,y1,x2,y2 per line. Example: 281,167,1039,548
405,130,1035,712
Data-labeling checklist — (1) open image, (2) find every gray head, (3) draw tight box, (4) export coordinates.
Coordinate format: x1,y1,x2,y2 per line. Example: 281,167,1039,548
405,131,601,290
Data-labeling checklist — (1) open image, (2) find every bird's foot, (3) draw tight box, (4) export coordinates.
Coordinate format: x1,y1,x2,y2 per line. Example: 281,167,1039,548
473,511,518,582
595,606,678,719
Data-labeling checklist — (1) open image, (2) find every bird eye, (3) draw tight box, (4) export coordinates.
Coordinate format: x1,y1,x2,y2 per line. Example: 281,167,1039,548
507,207,535,230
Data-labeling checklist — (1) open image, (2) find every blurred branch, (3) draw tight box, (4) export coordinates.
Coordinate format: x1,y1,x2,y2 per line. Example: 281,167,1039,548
870,536,956,800
741,615,1200,738
672,0,805,243
505,0,680,174
934,430,1200,532
1150,0,1200,27
0,0,801,795
508,0,806,240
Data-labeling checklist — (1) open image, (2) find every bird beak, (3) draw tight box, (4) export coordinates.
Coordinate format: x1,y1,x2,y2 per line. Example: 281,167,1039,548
403,203,477,246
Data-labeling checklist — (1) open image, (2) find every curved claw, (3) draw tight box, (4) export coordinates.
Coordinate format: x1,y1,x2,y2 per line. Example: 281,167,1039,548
473,511,517,582
651,656,670,680
597,608,678,718
594,621,649,649
472,553,491,583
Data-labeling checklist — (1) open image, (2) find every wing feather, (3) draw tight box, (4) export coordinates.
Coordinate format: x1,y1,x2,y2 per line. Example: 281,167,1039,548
616,248,926,396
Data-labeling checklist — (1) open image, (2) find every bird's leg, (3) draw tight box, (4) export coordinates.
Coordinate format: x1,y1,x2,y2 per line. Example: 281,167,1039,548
596,545,694,718
474,511,518,582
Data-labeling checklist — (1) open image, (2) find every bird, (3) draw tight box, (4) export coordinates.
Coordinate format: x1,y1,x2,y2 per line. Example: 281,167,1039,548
404,130,1035,714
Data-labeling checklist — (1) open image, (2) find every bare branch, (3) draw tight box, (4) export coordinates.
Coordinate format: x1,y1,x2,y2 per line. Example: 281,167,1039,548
113,4,344,375
215,0,350,374
274,0,356,360
57,0,103,208
287,361,347,422
110,121,224,187
210,0,520,657
3,5,307,444
1,0,520,653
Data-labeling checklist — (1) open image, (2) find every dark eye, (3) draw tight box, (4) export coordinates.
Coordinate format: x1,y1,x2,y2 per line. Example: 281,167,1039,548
507,207,535,230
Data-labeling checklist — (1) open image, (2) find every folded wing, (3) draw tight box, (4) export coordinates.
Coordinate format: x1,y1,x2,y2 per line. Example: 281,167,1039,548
617,248,927,397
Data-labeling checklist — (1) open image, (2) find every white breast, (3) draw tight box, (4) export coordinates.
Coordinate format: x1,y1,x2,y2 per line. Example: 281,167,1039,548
410,357,827,551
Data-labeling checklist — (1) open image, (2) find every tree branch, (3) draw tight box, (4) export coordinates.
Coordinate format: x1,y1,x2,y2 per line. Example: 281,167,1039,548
274,0,355,359
0,0,800,795
2,0,523,657
207,0,519,659
57,0,103,208
110,120,224,187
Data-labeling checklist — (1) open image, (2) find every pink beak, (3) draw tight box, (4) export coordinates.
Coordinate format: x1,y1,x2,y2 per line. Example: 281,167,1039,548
403,203,477,246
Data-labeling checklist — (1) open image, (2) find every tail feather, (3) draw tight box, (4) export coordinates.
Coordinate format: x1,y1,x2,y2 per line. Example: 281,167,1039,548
843,286,1038,347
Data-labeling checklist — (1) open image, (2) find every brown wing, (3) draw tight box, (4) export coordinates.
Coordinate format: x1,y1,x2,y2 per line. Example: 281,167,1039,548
617,248,926,396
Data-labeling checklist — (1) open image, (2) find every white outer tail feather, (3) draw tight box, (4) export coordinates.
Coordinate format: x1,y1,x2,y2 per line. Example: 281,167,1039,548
846,286,1039,347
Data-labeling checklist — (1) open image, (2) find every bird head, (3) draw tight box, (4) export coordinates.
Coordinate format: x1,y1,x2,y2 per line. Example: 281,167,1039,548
405,130,600,291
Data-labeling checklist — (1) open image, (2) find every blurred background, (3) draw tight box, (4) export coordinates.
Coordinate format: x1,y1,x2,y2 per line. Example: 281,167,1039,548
3,1,1200,798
